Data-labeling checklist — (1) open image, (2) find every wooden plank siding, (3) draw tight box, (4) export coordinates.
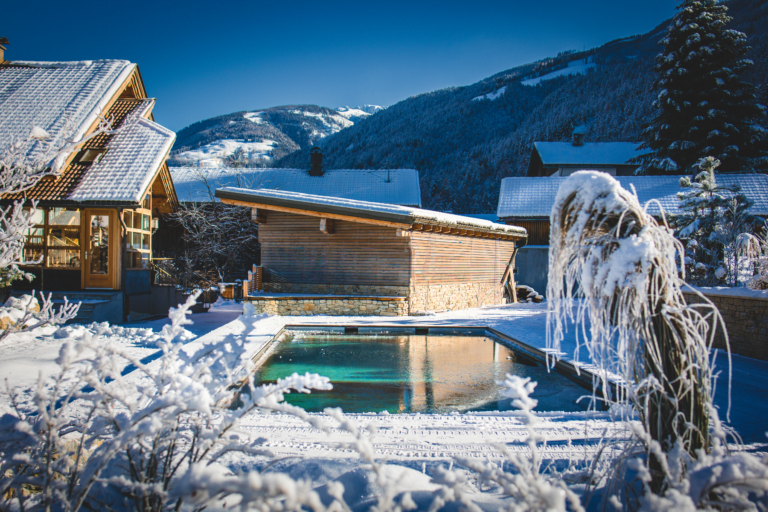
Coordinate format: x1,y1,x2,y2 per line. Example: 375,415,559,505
505,220,550,245
409,231,514,285
259,211,410,286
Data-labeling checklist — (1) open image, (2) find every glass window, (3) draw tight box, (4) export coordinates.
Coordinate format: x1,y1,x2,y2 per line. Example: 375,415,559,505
124,207,153,270
49,208,80,226
142,194,151,210
89,214,109,275
21,208,45,264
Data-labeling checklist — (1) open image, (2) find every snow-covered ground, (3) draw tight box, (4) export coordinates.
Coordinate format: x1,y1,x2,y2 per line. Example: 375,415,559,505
2,300,764,509
171,138,277,167
472,86,507,102
521,58,596,86
3,301,763,445
337,105,385,122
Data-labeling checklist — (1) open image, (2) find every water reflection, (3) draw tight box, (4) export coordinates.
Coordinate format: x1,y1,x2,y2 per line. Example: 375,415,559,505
255,334,591,414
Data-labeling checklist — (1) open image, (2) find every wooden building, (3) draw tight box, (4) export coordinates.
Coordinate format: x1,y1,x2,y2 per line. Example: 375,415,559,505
215,188,527,316
0,57,179,322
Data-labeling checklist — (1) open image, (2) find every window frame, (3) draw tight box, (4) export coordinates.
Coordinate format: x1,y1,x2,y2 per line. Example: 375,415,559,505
124,194,153,270
21,208,83,269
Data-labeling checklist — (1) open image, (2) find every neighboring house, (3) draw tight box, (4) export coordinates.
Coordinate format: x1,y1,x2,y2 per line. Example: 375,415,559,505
215,187,526,316
0,56,179,323
526,128,649,177
170,163,422,207
497,174,768,293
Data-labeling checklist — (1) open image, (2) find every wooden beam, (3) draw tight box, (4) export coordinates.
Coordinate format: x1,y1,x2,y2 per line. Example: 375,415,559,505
320,217,335,234
251,208,267,224
220,198,412,229
396,228,411,237
413,223,424,231
441,226,451,233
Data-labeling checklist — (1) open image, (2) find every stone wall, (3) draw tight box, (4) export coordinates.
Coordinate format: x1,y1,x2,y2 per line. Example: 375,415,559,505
409,282,502,314
262,282,409,297
683,290,768,361
246,296,409,317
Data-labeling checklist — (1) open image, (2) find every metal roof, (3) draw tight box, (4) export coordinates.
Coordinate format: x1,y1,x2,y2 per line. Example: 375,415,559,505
171,166,423,207
497,174,768,219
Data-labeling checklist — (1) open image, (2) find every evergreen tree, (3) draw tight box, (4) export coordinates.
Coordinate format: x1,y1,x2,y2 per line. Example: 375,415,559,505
638,0,767,175
674,157,761,285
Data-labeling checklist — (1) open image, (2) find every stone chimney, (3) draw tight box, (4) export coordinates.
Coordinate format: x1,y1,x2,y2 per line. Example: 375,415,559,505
572,124,587,146
0,38,8,64
309,146,324,176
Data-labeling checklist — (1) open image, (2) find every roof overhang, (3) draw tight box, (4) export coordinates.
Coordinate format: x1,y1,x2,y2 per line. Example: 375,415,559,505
216,188,527,240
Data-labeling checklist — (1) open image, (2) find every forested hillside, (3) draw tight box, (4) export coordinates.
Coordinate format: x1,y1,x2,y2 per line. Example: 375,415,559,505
278,0,768,213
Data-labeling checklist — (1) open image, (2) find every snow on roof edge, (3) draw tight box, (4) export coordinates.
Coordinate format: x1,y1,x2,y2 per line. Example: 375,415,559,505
131,118,176,204
57,61,137,172
217,186,526,237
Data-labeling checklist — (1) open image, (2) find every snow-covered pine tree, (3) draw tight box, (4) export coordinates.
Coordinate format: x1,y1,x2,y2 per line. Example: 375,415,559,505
674,157,761,285
638,0,767,175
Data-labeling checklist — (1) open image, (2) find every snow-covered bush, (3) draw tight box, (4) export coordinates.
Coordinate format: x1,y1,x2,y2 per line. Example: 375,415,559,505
547,171,768,507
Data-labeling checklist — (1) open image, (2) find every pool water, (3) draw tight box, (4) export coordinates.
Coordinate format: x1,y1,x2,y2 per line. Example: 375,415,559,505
255,333,594,414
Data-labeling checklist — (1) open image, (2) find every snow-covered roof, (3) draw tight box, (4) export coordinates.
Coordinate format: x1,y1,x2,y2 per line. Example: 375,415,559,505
533,142,650,166
497,174,768,219
171,167,423,207
0,60,136,170
68,116,175,203
216,187,526,237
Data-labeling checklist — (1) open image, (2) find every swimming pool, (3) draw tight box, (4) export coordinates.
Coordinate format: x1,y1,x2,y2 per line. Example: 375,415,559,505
254,329,595,414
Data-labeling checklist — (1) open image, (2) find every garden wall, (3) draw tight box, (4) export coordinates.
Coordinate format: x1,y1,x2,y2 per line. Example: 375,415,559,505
245,295,409,316
683,287,768,361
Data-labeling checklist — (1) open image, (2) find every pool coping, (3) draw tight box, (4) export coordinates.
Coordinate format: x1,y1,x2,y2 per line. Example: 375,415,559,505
252,323,618,398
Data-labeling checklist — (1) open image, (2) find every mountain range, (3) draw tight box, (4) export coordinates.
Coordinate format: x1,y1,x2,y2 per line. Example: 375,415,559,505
168,105,384,167
170,0,767,213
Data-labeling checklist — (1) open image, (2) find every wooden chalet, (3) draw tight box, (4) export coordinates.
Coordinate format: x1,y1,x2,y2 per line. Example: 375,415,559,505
215,188,527,316
0,57,179,322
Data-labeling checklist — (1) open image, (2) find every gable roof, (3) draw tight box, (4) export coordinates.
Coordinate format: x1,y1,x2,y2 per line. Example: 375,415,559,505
533,142,650,166
0,60,136,171
1,60,178,207
497,174,768,219
171,166,422,207
216,187,526,238
67,117,175,203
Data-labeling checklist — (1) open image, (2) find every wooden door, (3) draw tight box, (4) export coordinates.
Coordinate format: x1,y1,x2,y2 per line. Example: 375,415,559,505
83,209,117,289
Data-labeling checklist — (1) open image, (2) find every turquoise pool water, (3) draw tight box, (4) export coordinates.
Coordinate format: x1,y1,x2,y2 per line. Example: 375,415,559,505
255,332,593,414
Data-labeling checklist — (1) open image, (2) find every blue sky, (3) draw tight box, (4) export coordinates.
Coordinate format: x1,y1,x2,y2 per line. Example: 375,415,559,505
4,0,675,131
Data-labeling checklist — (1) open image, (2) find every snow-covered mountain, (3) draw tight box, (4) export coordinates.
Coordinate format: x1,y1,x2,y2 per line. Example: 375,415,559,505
169,104,384,167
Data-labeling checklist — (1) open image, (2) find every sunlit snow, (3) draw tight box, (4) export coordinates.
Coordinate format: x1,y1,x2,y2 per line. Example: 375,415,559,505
173,138,277,167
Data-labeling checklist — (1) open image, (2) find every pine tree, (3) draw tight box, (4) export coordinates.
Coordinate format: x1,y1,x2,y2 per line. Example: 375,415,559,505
674,157,760,285
638,0,767,175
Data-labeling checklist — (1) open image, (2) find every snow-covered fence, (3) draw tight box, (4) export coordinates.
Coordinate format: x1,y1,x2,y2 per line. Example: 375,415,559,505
683,286,768,361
